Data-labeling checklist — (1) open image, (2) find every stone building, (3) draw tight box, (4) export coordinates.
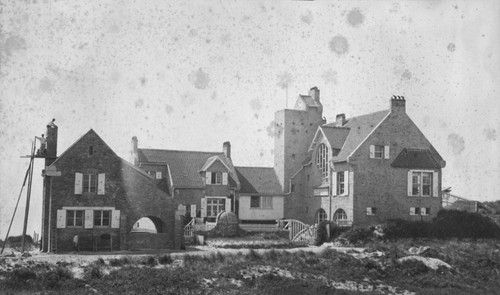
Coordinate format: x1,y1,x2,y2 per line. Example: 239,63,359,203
40,128,183,252
278,89,446,226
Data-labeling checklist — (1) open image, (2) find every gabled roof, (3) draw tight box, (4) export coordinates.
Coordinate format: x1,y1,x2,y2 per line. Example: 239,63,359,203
138,149,240,189
323,110,390,162
320,125,351,150
235,167,283,195
391,148,442,169
199,155,231,172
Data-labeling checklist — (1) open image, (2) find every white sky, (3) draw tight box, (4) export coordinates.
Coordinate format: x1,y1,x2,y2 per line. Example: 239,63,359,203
1,0,499,239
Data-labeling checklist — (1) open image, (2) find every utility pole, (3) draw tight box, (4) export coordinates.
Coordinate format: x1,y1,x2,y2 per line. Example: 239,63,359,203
21,139,36,253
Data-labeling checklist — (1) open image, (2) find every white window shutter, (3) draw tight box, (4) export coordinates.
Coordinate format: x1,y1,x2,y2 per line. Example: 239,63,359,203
410,207,415,215
369,145,375,158
191,204,197,218
74,172,83,195
84,210,93,228
407,170,413,196
343,171,349,196
200,198,207,218
384,145,390,159
56,210,66,228
222,172,228,185
205,172,212,185
332,172,337,196
432,172,439,197
111,210,120,228
97,173,105,195
225,197,231,212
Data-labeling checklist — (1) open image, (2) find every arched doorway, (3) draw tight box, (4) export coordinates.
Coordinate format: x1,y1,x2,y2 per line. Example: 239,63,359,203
333,209,348,226
314,208,327,224
130,216,165,233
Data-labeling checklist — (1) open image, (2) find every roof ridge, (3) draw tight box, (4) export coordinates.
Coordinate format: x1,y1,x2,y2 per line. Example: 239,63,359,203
139,148,222,154
235,166,274,169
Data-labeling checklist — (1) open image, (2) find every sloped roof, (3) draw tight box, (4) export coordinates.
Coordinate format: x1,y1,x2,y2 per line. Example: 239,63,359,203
324,110,390,162
391,148,442,169
235,167,283,195
321,126,350,150
299,95,321,108
138,149,240,189
199,155,231,172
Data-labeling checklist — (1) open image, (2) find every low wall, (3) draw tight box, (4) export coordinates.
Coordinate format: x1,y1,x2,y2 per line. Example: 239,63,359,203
127,232,173,250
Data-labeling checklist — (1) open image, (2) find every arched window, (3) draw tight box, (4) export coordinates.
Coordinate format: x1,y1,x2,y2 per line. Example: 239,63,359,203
316,143,329,182
315,208,327,224
333,209,347,222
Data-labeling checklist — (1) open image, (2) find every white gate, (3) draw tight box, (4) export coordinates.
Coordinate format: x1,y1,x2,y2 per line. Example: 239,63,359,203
278,219,317,243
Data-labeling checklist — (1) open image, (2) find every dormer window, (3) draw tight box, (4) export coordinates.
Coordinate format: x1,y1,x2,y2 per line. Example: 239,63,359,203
205,171,228,185
316,143,329,182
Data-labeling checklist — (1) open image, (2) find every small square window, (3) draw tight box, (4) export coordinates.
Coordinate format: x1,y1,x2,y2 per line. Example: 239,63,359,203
250,196,260,208
155,171,162,179
366,207,376,215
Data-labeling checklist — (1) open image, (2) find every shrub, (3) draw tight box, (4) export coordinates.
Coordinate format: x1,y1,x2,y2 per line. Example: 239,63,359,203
431,210,500,239
109,256,130,267
158,254,173,265
140,256,158,266
338,227,373,245
385,219,432,239
315,221,346,245
11,268,37,281
84,263,105,280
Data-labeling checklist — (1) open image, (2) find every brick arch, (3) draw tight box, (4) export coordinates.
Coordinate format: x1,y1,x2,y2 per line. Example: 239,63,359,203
131,216,166,233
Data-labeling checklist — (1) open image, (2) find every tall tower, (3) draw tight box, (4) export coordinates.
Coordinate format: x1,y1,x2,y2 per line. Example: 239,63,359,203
274,87,325,192
41,122,58,252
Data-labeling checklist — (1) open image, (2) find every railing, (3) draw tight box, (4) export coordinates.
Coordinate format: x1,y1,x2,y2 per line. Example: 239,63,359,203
184,218,195,239
278,219,317,243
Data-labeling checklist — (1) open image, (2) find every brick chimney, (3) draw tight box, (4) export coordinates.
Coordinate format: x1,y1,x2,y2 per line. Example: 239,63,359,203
309,86,320,103
223,141,231,159
390,95,406,113
336,113,346,126
131,136,139,166
45,121,58,166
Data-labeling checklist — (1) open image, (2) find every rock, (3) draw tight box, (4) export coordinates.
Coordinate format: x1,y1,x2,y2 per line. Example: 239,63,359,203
398,256,451,270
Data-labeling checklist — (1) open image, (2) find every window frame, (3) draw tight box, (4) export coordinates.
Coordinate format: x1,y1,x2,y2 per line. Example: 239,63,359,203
315,143,329,183
155,171,162,179
410,171,434,197
94,210,111,227
374,145,384,159
210,172,222,185
206,197,225,217
250,196,273,209
315,208,327,224
83,173,97,193
337,172,345,195
366,207,377,216
66,210,84,227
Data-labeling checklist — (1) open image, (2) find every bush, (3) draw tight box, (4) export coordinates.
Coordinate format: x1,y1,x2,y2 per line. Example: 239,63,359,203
11,268,37,281
315,221,346,245
386,210,500,240
431,210,500,239
158,254,173,265
339,227,373,245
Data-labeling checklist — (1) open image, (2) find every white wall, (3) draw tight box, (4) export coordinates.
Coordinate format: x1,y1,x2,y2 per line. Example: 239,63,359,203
238,196,284,220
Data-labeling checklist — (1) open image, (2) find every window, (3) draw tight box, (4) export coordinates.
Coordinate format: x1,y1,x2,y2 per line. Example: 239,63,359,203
366,207,377,216
421,207,431,216
250,196,260,208
333,209,348,224
83,174,96,193
410,207,422,215
94,210,111,227
374,145,384,158
337,172,345,195
315,209,327,224
316,143,329,182
66,210,84,227
89,146,94,155
206,198,225,217
370,145,390,159
410,171,433,196
250,196,272,209
155,171,162,179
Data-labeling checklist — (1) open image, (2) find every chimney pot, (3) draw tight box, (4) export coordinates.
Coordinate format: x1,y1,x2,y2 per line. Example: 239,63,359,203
336,113,346,126
223,141,231,159
390,95,406,113
131,136,139,166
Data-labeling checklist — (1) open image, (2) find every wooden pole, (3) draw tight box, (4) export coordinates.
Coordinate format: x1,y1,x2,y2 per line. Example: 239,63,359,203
21,139,36,253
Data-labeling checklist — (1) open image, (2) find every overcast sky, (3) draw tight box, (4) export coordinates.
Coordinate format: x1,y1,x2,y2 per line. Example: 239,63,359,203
1,0,499,239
